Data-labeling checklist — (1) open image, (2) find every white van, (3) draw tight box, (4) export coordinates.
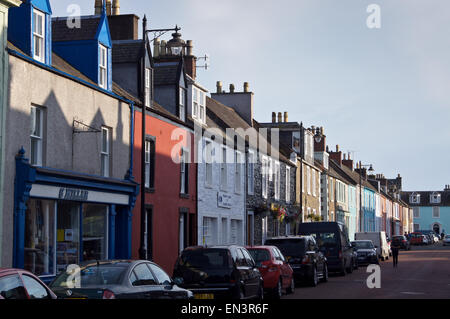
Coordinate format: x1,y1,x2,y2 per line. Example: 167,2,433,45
354,232,390,261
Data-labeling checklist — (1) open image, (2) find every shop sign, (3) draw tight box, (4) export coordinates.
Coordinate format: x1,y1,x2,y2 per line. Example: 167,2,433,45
218,192,232,209
58,188,89,201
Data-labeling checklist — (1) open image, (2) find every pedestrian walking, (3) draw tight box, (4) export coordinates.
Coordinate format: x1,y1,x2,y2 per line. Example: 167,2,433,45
391,241,400,268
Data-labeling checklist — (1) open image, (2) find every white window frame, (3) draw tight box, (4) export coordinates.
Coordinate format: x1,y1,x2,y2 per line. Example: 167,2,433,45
32,9,45,63
144,140,151,188
430,193,441,204
234,151,242,194
180,148,189,194
101,127,110,177
179,87,186,121
247,151,255,195
30,106,44,166
99,45,108,89
286,166,291,203
432,206,440,218
262,156,268,199
409,193,420,204
312,169,316,197
274,162,280,200
307,166,311,195
220,146,227,191
193,88,198,119
205,140,213,187
145,68,151,107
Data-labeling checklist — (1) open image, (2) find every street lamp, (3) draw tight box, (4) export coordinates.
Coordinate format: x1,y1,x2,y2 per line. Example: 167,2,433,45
358,162,374,233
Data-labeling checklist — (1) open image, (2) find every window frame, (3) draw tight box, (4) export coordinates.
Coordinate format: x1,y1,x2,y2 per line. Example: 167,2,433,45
179,87,186,121
99,45,108,89
234,151,242,194
180,147,189,195
101,127,111,177
285,166,291,203
145,68,151,107
32,9,45,63
220,146,228,191
30,106,44,166
247,151,255,195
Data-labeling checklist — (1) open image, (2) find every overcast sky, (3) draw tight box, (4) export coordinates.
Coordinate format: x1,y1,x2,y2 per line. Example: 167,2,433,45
50,0,450,191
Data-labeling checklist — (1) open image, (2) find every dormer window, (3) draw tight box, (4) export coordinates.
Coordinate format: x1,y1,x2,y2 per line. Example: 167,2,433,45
409,193,420,204
179,88,186,121
430,192,441,204
99,45,107,89
192,87,206,124
32,9,45,63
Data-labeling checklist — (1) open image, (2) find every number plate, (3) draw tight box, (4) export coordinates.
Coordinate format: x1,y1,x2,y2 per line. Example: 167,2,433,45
194,293,214,300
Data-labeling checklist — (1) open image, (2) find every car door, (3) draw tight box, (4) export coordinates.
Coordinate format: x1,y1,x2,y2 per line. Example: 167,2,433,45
273,247,290,288
0,274,29,299
129,262,162,299
147,263,183,299
235,248,252,298
240,248,260,298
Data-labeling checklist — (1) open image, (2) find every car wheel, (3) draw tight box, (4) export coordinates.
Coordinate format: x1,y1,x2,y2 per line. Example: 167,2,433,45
310,267,318,287
286,277,295,294
321,263,329,283
273,279,282,299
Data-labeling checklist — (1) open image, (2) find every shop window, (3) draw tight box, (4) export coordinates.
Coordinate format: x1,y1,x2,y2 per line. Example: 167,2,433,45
82,204,108,261
24,199,55,277
56,202,80,273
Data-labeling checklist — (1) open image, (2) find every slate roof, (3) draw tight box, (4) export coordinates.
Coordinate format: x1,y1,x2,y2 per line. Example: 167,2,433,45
52,16,101,42
112,40,145,63
330,159,377,192
401,191,450,206
154,62,181,86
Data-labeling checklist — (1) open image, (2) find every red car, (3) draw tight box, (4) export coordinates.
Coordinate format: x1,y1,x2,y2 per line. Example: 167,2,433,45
246,246,294,299
0,268,57,299
410,232,425,245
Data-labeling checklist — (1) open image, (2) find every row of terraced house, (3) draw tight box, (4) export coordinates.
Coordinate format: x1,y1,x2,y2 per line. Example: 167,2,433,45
0,0,415,281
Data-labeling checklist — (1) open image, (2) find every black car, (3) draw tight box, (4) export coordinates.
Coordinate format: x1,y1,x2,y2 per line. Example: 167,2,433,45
391,235,411,250
351,240,379,265
297,222,354,275
265,236,328,287
173,245,264,300
49,260,193,299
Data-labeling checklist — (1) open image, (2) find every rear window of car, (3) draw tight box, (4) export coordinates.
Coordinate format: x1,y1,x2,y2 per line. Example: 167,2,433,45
247,249,271,263
265,239,306,258
352,241,374,249
178,249,230,269
51,265,128,288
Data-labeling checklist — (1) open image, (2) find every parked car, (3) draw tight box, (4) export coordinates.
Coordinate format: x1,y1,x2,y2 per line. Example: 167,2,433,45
265,236,328,287
50,260,192,299
351,240,379,265
443,235,450,246
0,268,57,299
173,245,263,300
410,232,425,245
355,232,390,261
246,245,294,298
297,222,354,275
392,235,411,250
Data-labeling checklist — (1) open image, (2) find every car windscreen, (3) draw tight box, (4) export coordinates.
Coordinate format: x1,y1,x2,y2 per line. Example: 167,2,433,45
50,265,128,288
309,232,339,249
352,241,374,249
265,239,306,258
247,249,271,263
178,249,231,270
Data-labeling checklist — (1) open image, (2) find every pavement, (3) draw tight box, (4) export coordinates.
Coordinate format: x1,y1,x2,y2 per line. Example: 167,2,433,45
283,243,450,299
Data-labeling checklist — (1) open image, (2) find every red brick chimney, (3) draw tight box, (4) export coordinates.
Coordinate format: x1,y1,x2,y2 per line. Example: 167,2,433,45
329,145,342,166
342,152,353,171
184,40,197,80
314,127,326,152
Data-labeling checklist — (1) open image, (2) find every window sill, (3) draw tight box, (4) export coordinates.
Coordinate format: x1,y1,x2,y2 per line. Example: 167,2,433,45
180,193,190,199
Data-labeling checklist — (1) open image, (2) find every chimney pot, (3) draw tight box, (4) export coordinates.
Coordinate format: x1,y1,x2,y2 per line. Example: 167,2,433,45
216,81,223,94
336,145,339,152
112,0,120,15
95,0,103,15
153,38,160,58
272,112,276,123
106,0,112,15
160,40,167,56
284,112,288,122
243,82,249,92
186,40,193,56
277,112,282,123
229,84,235,93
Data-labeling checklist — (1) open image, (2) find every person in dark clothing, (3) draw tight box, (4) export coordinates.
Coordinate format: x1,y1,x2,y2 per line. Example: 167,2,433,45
391,241,400,267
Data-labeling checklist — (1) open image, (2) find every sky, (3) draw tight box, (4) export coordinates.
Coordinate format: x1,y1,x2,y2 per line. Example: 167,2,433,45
50,0,450,191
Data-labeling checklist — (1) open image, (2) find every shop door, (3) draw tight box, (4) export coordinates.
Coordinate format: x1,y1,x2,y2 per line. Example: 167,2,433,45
56,202,80,273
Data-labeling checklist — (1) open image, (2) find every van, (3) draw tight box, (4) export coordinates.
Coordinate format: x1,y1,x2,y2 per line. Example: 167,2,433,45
354,232,390,260
296,222,355,275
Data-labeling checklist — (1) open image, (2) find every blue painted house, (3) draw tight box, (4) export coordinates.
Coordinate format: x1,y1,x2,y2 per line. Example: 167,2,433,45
402,187,450,236
363,187,376,232
5,0,138,280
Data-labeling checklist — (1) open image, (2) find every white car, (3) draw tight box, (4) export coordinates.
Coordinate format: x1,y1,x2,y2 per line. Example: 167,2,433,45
443,235,450,246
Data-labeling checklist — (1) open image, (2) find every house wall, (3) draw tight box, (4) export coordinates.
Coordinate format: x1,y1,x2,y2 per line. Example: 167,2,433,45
412,206,450,235
132,110,196,275
2,54,131,266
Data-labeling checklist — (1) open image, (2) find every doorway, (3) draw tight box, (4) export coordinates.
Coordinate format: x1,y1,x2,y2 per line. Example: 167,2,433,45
433,223,440,235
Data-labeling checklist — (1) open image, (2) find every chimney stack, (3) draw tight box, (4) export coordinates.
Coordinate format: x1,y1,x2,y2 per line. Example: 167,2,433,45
95,0,103,15
272,112,276,123
329,145,342,166
184,40,197,80
284,112,288,122
277,112,282,123
106,0,112,15
216,81,223,94
229,84,235,93
112,0,120,15
160,40,167,56
243,82,249,93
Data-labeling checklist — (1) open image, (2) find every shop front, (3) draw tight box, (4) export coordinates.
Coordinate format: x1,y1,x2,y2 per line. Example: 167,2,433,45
13,151,138,281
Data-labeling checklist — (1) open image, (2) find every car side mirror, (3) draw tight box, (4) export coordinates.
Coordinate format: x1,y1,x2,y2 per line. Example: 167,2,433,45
173,277,184,286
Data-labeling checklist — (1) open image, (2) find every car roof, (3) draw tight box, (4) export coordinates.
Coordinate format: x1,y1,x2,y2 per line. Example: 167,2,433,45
246,245,277,250
266,236,310,240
